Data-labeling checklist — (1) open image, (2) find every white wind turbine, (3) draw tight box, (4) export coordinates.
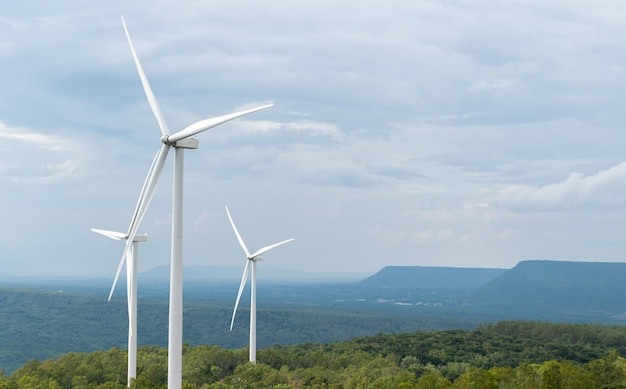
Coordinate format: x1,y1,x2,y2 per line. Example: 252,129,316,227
226,205,294,363
113,17,273,389
90,228,146,387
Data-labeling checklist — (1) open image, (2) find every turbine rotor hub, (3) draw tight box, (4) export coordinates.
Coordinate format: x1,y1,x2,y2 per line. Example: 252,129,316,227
160,134,174,146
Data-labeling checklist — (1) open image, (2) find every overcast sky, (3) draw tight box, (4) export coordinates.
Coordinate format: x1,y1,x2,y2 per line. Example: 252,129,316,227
2,1,626,281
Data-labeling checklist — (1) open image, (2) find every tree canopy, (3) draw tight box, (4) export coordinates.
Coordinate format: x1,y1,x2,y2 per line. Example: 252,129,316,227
3,321,626,388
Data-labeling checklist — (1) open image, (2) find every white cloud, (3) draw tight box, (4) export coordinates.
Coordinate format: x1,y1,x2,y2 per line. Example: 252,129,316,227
35,159,81,182
0,121,73,151
496,162,626,211
233,119,343,138
412,229,456,244
469,78,518,92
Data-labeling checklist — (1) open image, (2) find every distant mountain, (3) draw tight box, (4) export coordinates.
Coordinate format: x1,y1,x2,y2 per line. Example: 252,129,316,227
471,260,626,311
360,266,506,290
140,265,365,282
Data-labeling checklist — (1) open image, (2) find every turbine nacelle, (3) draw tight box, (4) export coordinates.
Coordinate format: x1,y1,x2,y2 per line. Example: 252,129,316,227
91,228,148,243
161,135,199,149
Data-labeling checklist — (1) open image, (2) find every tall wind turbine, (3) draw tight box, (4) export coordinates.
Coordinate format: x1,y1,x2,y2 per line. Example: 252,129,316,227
226,205,294,363
116,17,273,389
90,228,146,387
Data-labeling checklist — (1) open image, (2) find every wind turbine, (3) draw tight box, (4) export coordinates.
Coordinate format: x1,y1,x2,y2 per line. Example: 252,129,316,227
115,17,273,389
90,228,146,387
226,205,294,363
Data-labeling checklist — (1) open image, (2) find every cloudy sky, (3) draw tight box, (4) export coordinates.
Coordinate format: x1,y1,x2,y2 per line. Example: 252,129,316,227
2,1,626,280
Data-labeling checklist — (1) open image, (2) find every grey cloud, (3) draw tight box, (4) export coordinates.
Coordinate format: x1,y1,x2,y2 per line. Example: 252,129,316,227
4,0,626,277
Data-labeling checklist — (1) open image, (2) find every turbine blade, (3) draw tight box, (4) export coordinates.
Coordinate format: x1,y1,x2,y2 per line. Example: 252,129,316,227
125,144,170,242
225,205,251,257
121,15,170,136
91,228,127,241
166,104,273,144
249,238,295,259
109,144,169,301
127,148,159,230
126,146,161,235
230,260,250,331
109,238,132,301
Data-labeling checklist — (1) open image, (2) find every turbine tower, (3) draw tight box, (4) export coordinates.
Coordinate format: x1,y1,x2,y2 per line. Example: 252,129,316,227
115,17,272,389
90,228,146,386
226,205,294,363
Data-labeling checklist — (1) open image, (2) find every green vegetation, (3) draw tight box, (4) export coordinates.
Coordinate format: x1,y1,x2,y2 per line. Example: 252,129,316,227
0,286,478,374
3,321,626,388
5,260,626,376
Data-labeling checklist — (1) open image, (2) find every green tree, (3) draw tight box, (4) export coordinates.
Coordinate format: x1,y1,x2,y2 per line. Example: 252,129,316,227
514,363,540,389
587,349,626,388
539,360,561,389
17,375,62,389
415,370,451,389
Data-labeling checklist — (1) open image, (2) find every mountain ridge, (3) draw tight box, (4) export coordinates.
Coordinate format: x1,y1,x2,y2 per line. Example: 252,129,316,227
470,259,626,311
360,265,507,290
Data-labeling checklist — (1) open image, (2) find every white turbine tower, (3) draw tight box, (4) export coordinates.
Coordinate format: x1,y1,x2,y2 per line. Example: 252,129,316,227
90,228,146,387
113,17,273,389
226,205,294,363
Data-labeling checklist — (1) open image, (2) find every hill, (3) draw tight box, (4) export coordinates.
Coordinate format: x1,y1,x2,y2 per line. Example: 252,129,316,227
360,265,506,290
471,260,626,313
4,321,626,388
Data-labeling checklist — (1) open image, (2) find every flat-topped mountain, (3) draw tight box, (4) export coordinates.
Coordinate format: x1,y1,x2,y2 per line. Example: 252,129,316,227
471,260,626,311
360,265,506,290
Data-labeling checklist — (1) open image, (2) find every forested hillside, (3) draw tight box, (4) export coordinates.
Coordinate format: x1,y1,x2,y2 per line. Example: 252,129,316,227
0,285,478,374
3,321,626,388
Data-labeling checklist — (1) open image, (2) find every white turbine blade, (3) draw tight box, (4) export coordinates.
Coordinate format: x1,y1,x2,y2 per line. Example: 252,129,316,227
125,144,170,241
109,144,169,301
230,260,250,331
108,237,133,301
249,238,295,259
126,147,160,235
126,146,164,235
166,104,273,144
225,205,251,257
121,15,170,136
91,228,127,241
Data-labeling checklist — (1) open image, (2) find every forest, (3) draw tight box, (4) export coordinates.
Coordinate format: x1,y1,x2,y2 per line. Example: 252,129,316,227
5,262,626,377
0,284,480,374
3,321,626,388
